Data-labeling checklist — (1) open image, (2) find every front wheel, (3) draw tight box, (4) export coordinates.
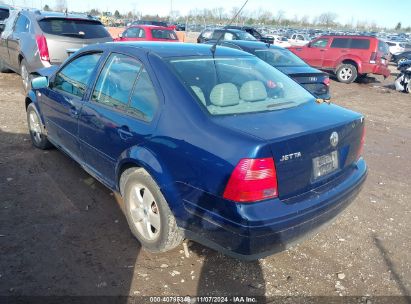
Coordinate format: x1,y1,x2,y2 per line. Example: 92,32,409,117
121,168,184,252
27,103,52,149
336,64,357,83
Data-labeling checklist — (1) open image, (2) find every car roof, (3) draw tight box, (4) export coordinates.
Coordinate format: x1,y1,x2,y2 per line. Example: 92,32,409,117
221,40,283,50
22,10,99,22
319,35,377,39
88,42,253,58
128,25,172,30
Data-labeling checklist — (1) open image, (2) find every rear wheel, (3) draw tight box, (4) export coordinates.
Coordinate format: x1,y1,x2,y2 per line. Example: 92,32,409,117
336,64,357,83
27,103,52,149
20,58,31,93
121,168,184,252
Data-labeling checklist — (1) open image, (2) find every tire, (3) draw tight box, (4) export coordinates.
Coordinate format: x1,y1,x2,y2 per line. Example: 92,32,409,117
120,168,184,252
20,58,31,93
26,103,52,149
336,64,357,83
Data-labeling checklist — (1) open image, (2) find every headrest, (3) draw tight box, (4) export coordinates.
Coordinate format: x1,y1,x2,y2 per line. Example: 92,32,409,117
209,83,239,107
240,80,268,102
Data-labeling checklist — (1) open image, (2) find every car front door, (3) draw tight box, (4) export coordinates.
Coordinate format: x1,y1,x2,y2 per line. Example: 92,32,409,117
305,38,329,67
78,52,160,186
39,52,103,161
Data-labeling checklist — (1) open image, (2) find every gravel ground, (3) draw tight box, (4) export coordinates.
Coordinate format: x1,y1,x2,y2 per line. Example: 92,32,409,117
0,66,410,301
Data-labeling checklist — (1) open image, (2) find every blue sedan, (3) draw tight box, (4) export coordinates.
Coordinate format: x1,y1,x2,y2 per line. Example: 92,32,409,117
26,42,367,260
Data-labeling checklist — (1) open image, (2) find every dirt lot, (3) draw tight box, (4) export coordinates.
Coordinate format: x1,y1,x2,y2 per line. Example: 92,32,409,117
0,66,410,301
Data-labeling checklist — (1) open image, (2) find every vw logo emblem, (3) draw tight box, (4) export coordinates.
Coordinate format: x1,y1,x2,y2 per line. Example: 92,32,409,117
330,132,339,147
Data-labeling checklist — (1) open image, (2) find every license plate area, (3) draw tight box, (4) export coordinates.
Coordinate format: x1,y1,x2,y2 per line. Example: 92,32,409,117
313,151,339,179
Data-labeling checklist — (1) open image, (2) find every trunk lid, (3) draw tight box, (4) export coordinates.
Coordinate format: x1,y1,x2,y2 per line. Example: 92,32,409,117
214,102,364,199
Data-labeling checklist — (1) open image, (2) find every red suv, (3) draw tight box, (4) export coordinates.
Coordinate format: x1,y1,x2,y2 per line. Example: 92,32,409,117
289,35,390,83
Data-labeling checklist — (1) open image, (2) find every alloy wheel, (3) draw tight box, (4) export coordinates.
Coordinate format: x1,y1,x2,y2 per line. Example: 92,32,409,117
339,68,353,81
28,110,42,145
129,183,161,241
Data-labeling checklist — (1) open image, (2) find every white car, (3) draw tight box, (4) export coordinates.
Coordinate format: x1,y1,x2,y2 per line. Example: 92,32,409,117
386,41,405,55
288,33,310,46
266,35,291,48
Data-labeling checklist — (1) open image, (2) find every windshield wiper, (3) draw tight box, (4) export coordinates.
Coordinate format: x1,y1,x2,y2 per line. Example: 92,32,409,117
266,101,295,108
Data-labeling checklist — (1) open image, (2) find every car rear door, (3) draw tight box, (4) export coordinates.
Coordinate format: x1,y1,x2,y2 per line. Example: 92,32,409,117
37,18,112,64
7,13,30,71
323,38,350,69
78,52,160,186
39,52,103,161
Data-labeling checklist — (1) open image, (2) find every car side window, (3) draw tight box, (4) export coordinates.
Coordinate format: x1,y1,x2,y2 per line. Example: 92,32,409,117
124,27,139,38
14,15,29,33
224,32,235,40
53,53,102,98
129,68,159,122
330,38,350,48
311,38,329,48
92,53,141,111
138,28,146,38
221,42,242,50
350,39,370,49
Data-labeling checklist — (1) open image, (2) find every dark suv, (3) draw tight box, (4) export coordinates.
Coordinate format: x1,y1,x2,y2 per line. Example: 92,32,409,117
0,10,112,91
289,35,390,83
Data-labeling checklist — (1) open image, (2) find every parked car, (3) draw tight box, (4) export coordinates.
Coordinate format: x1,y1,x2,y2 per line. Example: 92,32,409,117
0,4,14,34
26,42,367,259
289,35,391,83
197,28,257,43
0,10,112,91
267,35,291,48
115,25,179,42
225,25,274,44
213,40,330,99
385,41,405,56
392,50,411,65
131,20,176,30
288,33,310,46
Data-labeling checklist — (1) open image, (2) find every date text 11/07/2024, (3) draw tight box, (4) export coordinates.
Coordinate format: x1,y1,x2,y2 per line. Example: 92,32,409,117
148,296,258,303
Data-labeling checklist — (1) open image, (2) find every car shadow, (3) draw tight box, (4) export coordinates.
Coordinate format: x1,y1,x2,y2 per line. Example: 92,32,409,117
0,129,139,300
372,234,411,298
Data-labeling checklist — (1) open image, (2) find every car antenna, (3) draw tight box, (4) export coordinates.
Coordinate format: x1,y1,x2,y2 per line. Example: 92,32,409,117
210,0,249,56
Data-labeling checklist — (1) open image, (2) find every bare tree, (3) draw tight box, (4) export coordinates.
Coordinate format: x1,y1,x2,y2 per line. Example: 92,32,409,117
54,0,67,12
275,10,285,25
318,12,338,27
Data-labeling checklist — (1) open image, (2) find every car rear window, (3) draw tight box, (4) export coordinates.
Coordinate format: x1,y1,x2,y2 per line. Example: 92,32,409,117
151,29,178,40
0,8,9,21
168,56,314,115
38,18,110,39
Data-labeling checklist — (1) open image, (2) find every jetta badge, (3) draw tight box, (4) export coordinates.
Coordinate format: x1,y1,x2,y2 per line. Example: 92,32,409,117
330,132,339,147
309,76,318,82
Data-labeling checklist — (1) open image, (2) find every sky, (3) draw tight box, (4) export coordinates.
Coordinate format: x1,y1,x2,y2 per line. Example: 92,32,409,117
4,0,411,29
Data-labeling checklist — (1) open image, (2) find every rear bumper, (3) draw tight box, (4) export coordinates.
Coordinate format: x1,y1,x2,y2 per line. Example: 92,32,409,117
181,158,367,260
362,63,391,78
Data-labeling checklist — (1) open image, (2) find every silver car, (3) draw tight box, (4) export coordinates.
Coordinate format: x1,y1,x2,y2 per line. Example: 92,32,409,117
0,10,112,91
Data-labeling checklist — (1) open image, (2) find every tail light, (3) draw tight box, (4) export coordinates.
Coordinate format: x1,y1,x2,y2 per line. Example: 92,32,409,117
223,158,278,203
323,76,330,86
35,35,50,62
357,127,366,160
370,52,377,64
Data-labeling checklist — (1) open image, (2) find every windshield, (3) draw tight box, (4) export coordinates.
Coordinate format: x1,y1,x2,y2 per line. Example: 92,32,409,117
38,18,110,39
168,55,314,116
237,31,257,41
151,29,178,40
0,8,9,21
255,48,307,67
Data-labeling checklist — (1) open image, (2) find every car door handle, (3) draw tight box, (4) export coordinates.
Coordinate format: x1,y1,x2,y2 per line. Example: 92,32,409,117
118,126,133,140
64,97,79,117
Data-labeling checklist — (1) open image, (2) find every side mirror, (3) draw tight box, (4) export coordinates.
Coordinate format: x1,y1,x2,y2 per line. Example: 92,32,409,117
118,33,123,38
307,42,312,47
31,76,49,90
